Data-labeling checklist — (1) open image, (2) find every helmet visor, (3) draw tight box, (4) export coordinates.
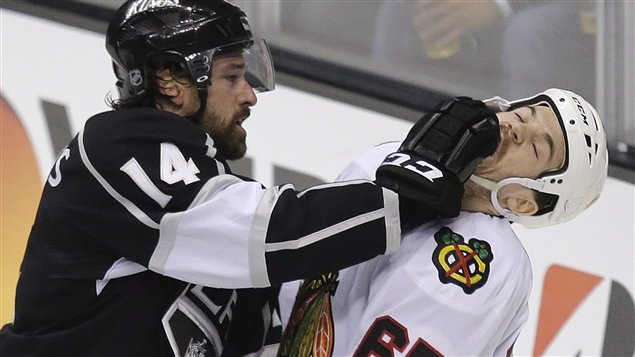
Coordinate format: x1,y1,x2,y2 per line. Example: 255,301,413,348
242,39,275,93
206,39,276,93
165,39,275,94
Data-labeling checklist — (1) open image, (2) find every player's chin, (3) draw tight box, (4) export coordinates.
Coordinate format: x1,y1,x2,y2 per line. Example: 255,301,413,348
224,140,247,160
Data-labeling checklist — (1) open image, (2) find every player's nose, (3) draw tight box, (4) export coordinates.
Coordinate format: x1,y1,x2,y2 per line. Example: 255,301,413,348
509,121,527,144
239,82,258,107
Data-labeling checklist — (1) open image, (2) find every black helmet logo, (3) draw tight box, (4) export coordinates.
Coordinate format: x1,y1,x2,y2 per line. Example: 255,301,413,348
125,0,180,21
129,69,143,87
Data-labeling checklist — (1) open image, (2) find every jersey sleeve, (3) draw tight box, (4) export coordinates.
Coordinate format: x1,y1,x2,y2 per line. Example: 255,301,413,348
49,108,401,288
336,141,401,182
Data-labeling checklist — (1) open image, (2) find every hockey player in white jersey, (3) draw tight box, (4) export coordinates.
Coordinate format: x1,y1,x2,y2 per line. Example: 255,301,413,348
279,88,609,356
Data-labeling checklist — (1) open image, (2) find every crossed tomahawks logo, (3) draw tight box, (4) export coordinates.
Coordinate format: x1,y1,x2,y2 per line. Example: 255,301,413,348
432,227,493,294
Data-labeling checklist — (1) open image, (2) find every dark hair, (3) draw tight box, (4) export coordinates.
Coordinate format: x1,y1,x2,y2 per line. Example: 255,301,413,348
107,55,192,110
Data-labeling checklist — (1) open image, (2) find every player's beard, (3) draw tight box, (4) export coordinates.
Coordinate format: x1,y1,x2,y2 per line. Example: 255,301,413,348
201,108,248,160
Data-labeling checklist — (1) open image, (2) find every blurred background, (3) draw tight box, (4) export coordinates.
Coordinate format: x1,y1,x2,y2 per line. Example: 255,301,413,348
24,0,634,170
74,0,635,170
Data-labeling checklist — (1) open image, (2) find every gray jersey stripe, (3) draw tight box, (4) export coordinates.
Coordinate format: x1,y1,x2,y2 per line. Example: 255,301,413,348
264,208,387,252
249,186,282,287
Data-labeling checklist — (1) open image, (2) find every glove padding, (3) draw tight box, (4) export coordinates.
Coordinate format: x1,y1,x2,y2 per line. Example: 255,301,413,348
376,97,499,220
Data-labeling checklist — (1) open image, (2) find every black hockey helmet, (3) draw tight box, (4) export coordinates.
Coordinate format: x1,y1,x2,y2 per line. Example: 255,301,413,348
106,0,275,100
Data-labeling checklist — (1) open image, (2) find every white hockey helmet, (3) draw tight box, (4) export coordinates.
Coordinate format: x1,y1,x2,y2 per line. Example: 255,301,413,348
471,88,609,228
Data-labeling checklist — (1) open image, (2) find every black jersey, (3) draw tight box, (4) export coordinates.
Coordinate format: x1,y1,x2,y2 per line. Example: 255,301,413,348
0,108,401,356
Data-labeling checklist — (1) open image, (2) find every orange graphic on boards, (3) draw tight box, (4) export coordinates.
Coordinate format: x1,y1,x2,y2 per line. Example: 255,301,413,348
1,95,43,324
533,265,602,356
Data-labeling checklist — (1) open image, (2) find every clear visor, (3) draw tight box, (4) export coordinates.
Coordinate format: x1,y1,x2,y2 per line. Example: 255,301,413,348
242,39,276,93
180,39,275,94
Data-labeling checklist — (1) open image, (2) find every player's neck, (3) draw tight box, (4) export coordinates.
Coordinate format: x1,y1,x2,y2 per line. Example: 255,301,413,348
461,180,499,216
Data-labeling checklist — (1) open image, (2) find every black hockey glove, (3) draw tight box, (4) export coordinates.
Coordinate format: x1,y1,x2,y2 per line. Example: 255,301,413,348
376,97,499,222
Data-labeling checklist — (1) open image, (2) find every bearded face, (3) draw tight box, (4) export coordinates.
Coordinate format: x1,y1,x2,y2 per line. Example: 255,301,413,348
151,50,257,161
198,52,257,160
199,105,250,160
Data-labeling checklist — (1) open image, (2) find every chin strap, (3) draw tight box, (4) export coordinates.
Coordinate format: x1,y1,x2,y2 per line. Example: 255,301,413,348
469,175,498,191
186,88,208,124
469,175,511,218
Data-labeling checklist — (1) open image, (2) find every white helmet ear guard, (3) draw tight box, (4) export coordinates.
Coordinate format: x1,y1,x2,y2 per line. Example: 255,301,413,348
473,88,609,229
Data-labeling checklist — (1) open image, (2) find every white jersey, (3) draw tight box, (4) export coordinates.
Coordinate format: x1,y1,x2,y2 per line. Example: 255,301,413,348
279,142,532,356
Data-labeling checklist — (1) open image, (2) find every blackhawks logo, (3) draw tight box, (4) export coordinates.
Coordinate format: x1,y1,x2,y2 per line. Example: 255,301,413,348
278,272,339,357
432,227,493,294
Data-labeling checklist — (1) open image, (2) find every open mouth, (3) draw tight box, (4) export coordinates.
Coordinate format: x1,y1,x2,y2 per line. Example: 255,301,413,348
235,109,250,127
234,115,249,137
236,114,249,127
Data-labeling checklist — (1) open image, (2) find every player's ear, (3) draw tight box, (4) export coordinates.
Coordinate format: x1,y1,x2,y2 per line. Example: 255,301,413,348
498,185,539,216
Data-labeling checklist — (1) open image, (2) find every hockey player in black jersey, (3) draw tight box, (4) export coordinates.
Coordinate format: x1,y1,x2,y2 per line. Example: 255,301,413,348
0,1,500,356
